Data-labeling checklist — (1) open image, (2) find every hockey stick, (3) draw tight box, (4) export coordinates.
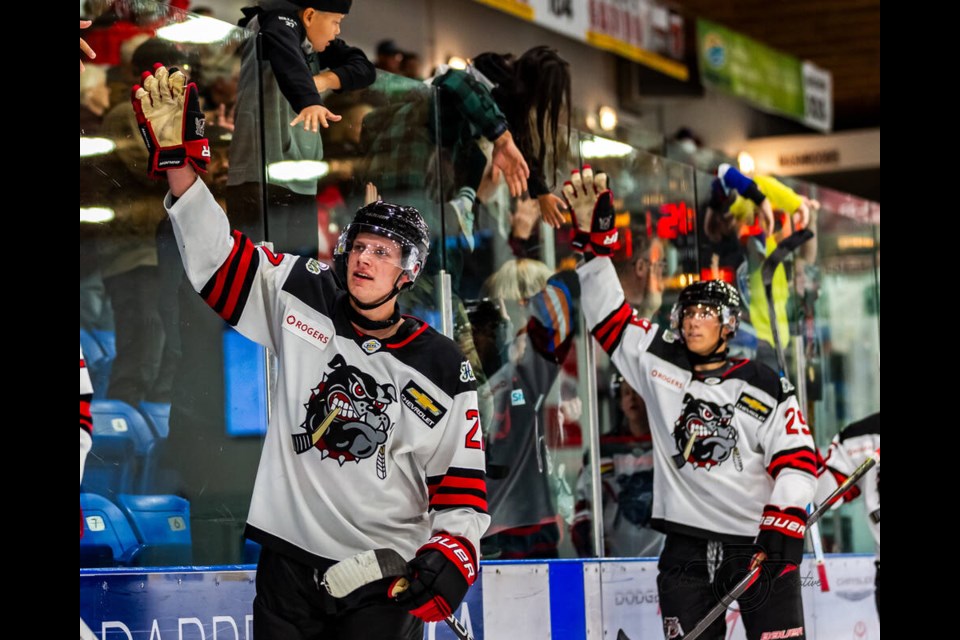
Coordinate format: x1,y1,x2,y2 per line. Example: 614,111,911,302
757,228,831,589
292,406,341,454
759,228,814,378
684,447,879,640
322,548,475,640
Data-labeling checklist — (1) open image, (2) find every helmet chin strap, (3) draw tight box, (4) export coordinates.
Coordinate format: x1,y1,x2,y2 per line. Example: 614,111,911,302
347,273,406,331
685,329,729,366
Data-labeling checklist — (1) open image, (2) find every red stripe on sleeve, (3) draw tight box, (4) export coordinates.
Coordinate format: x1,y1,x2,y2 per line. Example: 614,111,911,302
768,450,818,478
596,304,631,352
429,493,489,511
428,475,486,498
80,400,92,433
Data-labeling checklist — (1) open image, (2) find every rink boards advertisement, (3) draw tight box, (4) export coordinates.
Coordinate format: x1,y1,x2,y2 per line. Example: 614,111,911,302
81,555,878,639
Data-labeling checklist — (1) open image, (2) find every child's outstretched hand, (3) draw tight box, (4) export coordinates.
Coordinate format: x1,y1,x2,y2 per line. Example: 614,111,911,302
291,105,342,132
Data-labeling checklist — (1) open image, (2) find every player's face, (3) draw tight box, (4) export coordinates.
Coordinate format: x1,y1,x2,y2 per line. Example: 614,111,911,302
346,232,408,305
682,304,726,355
302,10,343,53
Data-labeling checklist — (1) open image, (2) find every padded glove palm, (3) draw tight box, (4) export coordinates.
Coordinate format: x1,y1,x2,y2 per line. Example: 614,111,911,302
131,64,209,177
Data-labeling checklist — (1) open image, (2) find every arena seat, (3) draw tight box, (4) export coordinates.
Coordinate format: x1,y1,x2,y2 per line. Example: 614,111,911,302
116,494,192,566
80,492,141,567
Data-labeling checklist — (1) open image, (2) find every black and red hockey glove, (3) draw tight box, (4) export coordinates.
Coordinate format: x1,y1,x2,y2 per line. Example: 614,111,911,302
391,533,477,622
131,64,210,178
755,504,807,573
561,165,619,256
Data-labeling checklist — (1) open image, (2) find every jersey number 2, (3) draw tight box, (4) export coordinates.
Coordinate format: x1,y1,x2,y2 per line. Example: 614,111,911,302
784,408,810,435
464,409,484,450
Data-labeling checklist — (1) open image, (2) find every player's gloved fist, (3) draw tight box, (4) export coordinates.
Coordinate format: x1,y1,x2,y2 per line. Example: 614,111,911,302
390,533,477,622
755,504,807,570
131,64,210,178
561,166,618,256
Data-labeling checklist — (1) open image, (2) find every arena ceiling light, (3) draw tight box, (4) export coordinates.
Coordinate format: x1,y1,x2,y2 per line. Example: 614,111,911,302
267,160,330,183
156,16,236,44
580,136,634,159
80,207,115,223
80,137,116,157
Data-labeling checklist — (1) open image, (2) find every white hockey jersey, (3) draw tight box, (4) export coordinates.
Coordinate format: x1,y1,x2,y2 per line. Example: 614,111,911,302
817,413,880,557
166,180,489,566
578,258,816,542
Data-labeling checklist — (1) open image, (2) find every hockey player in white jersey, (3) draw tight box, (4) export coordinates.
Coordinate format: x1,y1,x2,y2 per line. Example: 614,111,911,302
564,166,817,640
132,65,488,640
817,412,880,619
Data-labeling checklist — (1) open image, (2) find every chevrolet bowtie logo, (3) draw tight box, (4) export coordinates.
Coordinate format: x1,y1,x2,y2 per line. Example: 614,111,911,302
409,388,441,416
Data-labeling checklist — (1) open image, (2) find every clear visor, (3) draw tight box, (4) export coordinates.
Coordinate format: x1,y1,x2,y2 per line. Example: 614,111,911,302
335,223,421,273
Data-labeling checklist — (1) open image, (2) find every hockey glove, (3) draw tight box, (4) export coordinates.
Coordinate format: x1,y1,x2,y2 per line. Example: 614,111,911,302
131,64,210,178
755,504,807,573
391,533,477,622
561,166,618,256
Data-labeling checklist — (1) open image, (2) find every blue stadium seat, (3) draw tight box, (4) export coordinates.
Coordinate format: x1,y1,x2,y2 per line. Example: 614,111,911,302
138,401,170,439
79,329,111,399
116,494,192,566
80,493,141,567
82,400,158,496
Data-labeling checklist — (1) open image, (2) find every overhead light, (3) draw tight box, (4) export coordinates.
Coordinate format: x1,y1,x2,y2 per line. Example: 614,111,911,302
447,56,467,70
598,106,618,132
267,160,330,182
80,137,116,157
156,16,236,44
581,136,634,158
80,207,115,223
737,151,755,175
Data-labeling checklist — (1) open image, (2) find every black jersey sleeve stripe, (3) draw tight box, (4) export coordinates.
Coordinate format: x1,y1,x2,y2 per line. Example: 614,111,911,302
200,230,260,326
427,467,488,512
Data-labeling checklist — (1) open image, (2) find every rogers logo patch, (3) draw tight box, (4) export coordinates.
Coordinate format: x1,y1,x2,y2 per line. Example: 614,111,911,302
650,367,685,392
283,312,332,349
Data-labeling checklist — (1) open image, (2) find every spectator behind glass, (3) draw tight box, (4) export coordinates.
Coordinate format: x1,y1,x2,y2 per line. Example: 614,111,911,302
614,233,666,321
227,0,375,255
477,257,582,559
473,46,572,228
400,50,422,80
374,38,404,73
571,374,664,558
702,165,819,371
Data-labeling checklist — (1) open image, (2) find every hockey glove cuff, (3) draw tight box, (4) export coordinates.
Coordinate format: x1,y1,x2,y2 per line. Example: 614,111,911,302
755,504,807,570
391,533,477,622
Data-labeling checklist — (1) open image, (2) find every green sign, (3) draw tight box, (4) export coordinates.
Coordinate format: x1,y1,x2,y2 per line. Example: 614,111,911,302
697,18,810,124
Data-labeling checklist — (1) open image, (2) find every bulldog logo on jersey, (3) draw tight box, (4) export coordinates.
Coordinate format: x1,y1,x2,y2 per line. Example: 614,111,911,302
671,393,741,471
292,354,396,473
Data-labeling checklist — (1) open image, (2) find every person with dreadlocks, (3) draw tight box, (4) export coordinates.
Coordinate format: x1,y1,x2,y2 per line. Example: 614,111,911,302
132,65,488,640
565,165,817,640
472,45,572,228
